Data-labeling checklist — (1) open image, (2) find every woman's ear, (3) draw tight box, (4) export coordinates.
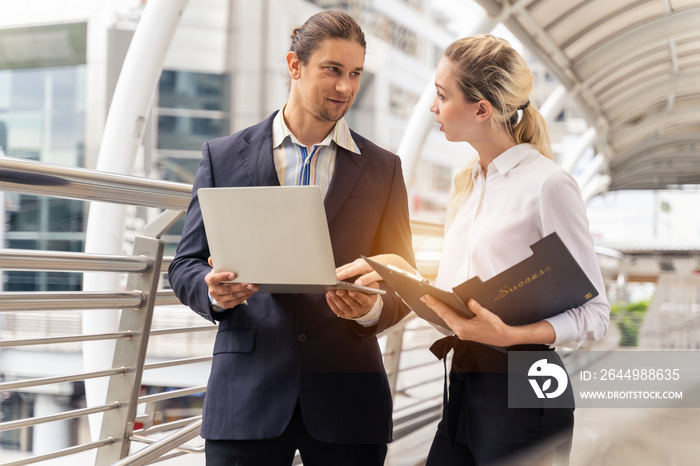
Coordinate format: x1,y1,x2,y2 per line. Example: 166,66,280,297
474,99,492,122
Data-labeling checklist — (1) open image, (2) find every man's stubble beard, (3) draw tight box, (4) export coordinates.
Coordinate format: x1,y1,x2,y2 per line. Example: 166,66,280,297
316,99,353,123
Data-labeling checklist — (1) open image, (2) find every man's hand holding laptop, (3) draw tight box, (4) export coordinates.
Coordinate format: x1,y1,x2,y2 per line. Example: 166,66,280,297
326,275,380,320
205,256,258,310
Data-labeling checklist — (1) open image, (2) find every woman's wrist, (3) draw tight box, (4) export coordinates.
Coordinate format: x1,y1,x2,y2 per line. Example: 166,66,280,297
507,321,556,346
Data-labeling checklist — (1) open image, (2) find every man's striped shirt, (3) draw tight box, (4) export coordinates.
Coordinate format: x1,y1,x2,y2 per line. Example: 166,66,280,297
272,106,361,197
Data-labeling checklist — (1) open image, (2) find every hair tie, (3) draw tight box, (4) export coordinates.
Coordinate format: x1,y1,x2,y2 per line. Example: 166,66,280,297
514,101,530,126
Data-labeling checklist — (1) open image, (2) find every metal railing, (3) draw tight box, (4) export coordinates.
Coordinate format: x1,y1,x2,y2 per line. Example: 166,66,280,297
0,155,445,465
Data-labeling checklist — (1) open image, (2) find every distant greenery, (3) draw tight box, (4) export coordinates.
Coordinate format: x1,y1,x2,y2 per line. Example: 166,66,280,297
610,300,651,346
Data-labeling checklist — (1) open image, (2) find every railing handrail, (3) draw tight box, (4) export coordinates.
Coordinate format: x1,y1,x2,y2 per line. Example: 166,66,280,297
0,248,171,275
0,249,152,273
0,402,122,433
0,156,191,210
410,218,445,236
0,331,135,349
137,386,207,405
0,439,116,466
0,367,129,392
0,289,183,312
0,291,145,311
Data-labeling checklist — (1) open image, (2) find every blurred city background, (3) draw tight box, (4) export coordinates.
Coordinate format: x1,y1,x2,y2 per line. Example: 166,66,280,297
1,0,700,464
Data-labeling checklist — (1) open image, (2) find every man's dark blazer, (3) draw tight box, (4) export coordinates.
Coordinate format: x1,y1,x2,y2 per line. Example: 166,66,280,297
168,111,415,444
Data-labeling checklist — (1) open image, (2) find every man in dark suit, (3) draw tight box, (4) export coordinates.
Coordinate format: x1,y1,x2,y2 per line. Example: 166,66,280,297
168,10,414,466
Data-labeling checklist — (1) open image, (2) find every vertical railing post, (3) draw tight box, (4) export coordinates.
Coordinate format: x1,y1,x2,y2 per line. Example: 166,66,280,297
384,326,405,397
95,211,183,465
93,235,163,465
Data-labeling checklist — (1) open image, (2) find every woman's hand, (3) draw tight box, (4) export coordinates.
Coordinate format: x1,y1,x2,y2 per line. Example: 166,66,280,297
421,296,556,347
422,296,513,346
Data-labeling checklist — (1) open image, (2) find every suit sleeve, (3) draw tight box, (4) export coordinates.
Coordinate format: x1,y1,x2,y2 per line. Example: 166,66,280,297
355,156,416,336
167,141,221,323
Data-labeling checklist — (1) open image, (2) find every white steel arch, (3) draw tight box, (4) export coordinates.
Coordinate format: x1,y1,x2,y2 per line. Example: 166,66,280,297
82,0,191,440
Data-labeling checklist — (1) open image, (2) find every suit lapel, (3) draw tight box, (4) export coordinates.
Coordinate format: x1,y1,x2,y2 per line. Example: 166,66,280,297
324,144,366,224
254,140,280,187
238,112,366,219
238,113,280,187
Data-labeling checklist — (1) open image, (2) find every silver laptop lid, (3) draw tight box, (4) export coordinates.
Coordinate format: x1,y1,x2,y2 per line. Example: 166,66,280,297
198,186,339,289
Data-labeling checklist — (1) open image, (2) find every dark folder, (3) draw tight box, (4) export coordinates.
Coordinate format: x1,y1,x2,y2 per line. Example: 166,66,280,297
363,232,598,330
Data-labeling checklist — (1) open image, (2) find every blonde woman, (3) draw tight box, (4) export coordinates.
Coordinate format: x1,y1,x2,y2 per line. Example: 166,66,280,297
337,35,610,465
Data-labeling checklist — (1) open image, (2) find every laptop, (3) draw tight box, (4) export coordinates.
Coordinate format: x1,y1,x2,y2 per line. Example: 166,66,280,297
197,186,385,295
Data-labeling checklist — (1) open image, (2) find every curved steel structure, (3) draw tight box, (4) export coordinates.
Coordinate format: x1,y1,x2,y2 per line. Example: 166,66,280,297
472,0,700,192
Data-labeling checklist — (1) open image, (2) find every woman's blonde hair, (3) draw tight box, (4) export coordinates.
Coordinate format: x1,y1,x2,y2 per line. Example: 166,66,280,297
444,35,553,222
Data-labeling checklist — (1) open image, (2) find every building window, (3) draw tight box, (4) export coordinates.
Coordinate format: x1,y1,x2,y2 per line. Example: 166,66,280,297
157,115,230,152
1,65,87,292
155,70,231,183
154,70,231,243
158,70,229,112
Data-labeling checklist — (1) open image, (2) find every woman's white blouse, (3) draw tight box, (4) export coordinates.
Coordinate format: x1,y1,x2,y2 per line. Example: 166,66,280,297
435,144,610,349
